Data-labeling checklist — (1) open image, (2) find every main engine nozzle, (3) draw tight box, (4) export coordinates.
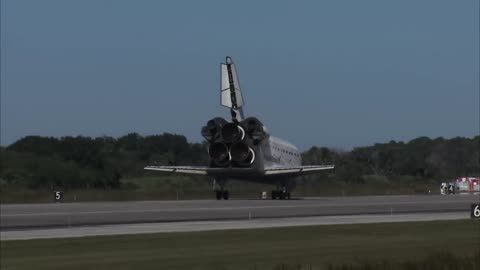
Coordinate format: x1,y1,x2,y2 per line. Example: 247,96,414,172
221,123,246,143
201,117,227,142
241,117,266,142
230,142,256,166
208,142,230,166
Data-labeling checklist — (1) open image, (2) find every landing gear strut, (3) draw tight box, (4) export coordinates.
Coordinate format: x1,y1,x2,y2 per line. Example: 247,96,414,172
215,190,229,200
214,178,229,200
271,189,291,200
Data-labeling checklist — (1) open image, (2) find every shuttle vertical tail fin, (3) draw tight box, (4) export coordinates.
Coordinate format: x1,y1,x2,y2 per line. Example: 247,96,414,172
221,56,244,122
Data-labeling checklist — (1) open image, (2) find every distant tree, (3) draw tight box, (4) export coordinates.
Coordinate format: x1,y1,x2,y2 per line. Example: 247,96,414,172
2,134,478,190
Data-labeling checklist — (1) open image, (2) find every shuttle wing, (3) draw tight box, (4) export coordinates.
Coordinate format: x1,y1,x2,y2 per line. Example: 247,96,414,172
264,165,335,176
144,166,210,175
145,165,334,177
144,166,254,176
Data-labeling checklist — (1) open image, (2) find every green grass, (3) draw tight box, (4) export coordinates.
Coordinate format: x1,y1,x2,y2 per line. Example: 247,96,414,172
1,220,479,270
325,251,480,270
0,176,440,203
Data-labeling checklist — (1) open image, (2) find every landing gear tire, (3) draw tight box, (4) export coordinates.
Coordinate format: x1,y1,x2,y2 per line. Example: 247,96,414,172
279,193,291,200
271,191,291,200
222,190,229,200
272,191,291,200
271,190,278,200
215,190,230,200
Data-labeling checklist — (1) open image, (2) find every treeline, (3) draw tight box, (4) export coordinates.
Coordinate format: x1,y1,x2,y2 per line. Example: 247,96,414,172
1,134,479,190
302,136,480,183
1,133,207,189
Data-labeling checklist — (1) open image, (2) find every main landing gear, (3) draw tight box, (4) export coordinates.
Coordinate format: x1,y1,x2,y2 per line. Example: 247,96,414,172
214,178,229,200
215,190,230,200
271,190,291,200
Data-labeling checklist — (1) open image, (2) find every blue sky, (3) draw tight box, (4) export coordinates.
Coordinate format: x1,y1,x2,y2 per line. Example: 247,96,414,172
1,0,478,149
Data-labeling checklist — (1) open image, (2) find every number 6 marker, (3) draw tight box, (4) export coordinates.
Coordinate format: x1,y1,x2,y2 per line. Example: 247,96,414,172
471,204,480,219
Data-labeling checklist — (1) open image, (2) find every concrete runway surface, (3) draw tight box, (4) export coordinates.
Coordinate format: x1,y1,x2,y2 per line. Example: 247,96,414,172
1,212,468,241
1,194,478,230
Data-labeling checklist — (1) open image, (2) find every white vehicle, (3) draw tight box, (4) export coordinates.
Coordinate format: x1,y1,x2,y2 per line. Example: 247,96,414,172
440,183,447,195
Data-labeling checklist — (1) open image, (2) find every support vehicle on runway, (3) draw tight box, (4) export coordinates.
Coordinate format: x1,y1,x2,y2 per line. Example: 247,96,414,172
145,57,334,200
455,177,480,193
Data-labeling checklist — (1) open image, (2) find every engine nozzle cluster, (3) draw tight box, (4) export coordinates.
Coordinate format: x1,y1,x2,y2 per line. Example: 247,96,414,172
201,117,267,167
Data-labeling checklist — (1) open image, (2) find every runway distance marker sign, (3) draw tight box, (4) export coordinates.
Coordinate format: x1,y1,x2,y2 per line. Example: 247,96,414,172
471,204,480,219
54,191,64,202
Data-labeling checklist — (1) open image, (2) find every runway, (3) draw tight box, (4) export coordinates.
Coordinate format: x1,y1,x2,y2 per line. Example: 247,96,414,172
1,194,478,230
1,212,468,241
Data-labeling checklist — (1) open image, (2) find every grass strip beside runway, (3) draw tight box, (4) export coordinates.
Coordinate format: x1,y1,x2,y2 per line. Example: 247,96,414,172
1,220,479,270
1,176,441,203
